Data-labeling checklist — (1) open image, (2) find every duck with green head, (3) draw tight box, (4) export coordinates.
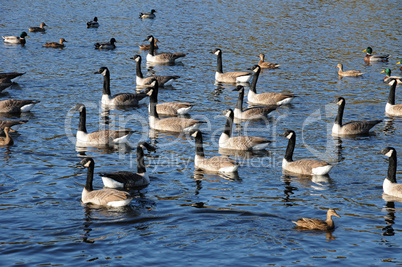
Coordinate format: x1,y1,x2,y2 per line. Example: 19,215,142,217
363,47,389,63
381,69,402,84
2,32,29,44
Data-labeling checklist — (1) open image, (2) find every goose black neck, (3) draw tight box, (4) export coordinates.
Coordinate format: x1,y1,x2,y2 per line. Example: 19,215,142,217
136,57,144,78
137,145,146,174
102,71,111,96
235,88,244,110
85,161,95,191
250,68,261,93
388,81,397,105
216,52,223,73
78,106,87,133
194,132,205,157
149,86,159,119
149,38,155,56
387,151,397,183
284,133,296,162
223,111,234,137
335,101,345,127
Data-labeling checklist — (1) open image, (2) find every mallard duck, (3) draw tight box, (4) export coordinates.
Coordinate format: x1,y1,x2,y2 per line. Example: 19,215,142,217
43,38,67,48
336,63,363,77
211,48,252,83
363,47,389,63
0,127,15,146
2,32,29,44
29,22,47,32
0,99,40,113
381,69,402,84
139,9,156,19
138,38,160,50
381,147,402,198
293,209,341,231
144,35,186,64
87,17,99,28
258,53,280,69
94,38,116,50
385,80,402,116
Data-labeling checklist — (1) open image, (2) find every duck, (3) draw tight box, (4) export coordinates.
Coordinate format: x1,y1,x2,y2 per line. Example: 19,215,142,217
232,85,276,120
144,35,186,64
381,69,402,84
248,65,295,105
0,119,27,135
336,63,363,77
219,109,272,150
258,53,280,69
397,60,402,71
94,38,116,50
43,38,67,48
78,158,133,207
0,99,40,113
139,9,156,19
385,79,402,116
87,17,99,28
282,130,333,175
139,38,160,50
73,103,134,146
191,130,239,173
0,127,15,146
363,47,389,63
101,142,155,189
147,80,202,132
332,97,382,136
211,48,252,83
292,209,341,231
2,32,28,44
131,54,180,87
94,67,148,107
29,22,47,32
381,147,402,199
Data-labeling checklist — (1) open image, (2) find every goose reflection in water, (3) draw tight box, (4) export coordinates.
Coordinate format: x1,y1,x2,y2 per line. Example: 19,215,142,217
382,201,395,237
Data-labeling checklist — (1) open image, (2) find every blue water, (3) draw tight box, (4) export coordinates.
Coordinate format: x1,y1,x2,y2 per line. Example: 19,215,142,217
1,0,402,265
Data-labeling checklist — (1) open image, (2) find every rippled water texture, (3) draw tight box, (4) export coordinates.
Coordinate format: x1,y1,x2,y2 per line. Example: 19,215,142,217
1,0,402,265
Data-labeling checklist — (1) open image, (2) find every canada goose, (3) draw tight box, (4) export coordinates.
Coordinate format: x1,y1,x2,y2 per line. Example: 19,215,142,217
144,35,186,64
131,55,180,87
0,99,40,113
29,22,47,32
74,103,134,146
0,120,27,135
385,79,402,116
292,209,341,231
2,32,28,44
139,9,156,19
191,130,238,173
86,17,99,28
336,63,363,77
381,69,402,84
78,157,133,207
0,72,25,80
248,65,295,105
94,38,116,50
258,53,280,69
219,109,272,150
0,127,15,146
94,67,148,107
101,142,155,189
363,47,389,63
139,38,159,50
43,38,67,48
147,80,201,132
282,130,333,175
232,85,276,120
332,97,382,136
211,48,252,83
0,78,12,92
381,147,402,198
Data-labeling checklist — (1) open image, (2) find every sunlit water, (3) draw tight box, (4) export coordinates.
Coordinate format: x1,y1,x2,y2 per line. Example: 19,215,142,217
1,0,402,265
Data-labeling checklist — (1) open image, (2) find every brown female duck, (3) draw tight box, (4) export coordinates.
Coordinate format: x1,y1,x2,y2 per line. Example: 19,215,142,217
0,127,15,146
43,38,67,48
258,53,280,69
293,209,341,231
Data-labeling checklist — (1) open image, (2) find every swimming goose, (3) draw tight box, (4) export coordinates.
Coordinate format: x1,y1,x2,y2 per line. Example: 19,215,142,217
191,130,239,173
363,47,389,63
94,38,116,50
144,35,186,64
0,127,15,146
101,142,155,189
2,32,28,44
385,79,402,116
332,97,382,136
74,103,134,146
78,158,133,207
258,53,280,69
282,130,333,175
131,55,180,87
336,63,363,77
219,109,272,150
0,72,25,80
232,85,276,120
0,120,27,135
43,38,67,48
0,78,12,92
0,99,40,113
381,147,402,199
87,17,99,28
147,80,201,132
139,38,160,50
94,67,148,107
29,22,47,32
293,209,340,231
139,9,156,19
212,48,252,83
381,69,402,84
248,65,295,105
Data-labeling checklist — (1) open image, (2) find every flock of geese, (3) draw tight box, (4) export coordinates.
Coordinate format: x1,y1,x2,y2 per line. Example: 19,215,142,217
2,11,402,231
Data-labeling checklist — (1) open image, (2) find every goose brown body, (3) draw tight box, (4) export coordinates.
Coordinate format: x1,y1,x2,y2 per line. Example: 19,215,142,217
0,99,40,113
